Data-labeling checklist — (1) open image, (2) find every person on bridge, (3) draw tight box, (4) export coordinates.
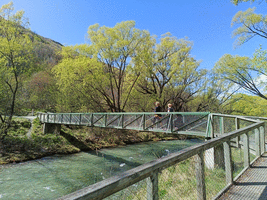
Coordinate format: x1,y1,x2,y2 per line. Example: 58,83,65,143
167,103,174,112
154,102,162,117
166,103,174,130
153,102,162,128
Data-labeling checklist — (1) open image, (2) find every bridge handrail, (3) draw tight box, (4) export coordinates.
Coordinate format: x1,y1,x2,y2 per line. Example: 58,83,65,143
57,117,265,200
210,113,262,123
37,112,211,137
37,111,210,115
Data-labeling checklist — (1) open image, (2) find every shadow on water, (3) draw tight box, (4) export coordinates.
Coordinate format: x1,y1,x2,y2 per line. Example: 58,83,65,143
85,138,203,168
86,151,142,168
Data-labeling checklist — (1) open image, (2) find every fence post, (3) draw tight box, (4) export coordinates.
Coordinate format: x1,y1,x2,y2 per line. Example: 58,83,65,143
142,114,146,130
260,126,265,155
224,140,233,185
210,114,214,138
147,171,159,200
243,132,250,168
170,114,173,133
69,114,72,124
255,128,260,157
214,116,224,168
219,116,224,135
91,113,94,126
121,114,124,128
196,151,206,200
104,114,107,127
235,118,240,147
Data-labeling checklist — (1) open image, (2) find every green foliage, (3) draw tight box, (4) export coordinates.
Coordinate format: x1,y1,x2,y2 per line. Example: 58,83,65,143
0,2,61,122
214,54,251,81
129,33,208,111
5,118,31,137
53,21,211,113
231,7,267,47
54,21,152,112
214,54,267,99
0,2,35,137
252,47,267,88
226,0,267,103
225,93,267,116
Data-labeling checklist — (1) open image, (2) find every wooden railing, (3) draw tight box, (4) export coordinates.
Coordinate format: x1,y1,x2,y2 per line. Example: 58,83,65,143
56,114,265,200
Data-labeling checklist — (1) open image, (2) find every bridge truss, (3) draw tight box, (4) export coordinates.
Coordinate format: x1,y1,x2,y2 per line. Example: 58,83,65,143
37,112,211,137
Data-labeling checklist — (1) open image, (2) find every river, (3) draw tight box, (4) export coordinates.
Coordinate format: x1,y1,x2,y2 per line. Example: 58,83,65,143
0,139,203,200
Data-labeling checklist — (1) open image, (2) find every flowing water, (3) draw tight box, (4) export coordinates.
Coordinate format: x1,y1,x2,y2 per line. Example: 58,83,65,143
0,139,203,200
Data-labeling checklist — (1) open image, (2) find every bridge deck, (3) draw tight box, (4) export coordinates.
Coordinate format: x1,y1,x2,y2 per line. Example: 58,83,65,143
219,152,267,200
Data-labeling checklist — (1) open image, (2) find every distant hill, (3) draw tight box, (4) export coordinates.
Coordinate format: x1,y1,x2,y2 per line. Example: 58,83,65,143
27,30,63,68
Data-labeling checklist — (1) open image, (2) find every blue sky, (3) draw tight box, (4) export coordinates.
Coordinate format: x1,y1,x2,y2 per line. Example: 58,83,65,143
2,0,266,70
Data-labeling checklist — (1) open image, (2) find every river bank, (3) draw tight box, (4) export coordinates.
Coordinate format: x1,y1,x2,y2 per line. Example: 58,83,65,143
0,117,190,165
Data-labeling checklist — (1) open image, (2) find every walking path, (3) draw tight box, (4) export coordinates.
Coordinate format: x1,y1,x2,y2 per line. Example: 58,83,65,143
219,153,267,200
20,116,37,138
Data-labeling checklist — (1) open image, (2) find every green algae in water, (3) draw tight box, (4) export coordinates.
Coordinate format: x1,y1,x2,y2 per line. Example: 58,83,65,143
0,139,202,200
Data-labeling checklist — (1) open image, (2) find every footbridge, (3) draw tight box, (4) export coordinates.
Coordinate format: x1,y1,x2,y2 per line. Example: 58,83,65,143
37,112,212,137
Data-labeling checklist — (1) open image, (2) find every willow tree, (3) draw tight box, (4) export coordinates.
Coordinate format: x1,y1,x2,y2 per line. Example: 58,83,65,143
132,33,207,112
214,3,267,102
0,2,34,138
232,7,267,47
54,21,151,112
214,54,267,100
230,7,267,91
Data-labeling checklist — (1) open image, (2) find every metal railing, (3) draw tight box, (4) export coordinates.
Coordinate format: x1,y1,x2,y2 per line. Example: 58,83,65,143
37,112,210,137
55,114,265,200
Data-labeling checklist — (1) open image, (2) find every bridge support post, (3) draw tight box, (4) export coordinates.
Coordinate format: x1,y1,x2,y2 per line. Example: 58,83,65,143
147,171,159,200
234,118,240,148
205,146,224,170
196,151,206,200
43,123,61,134
255,128,260,157
224,140,233,185
260,126,265,154
243,132,250,168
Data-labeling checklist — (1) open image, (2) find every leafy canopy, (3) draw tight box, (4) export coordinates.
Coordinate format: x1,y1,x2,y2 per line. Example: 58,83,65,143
232,7,267,47
54,21,152,112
